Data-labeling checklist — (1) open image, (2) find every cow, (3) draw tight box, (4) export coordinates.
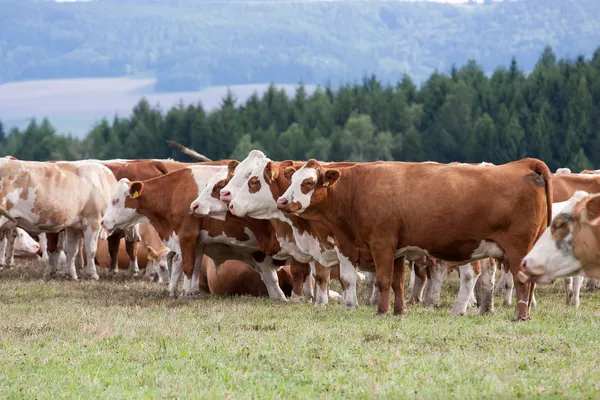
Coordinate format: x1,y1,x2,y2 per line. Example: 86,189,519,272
0,159,117,280
277,158,552,320
0,227,41,268
519,190,600,285
99,165,292,300
189,160,346,305
199,256,295,298
213,152,364,309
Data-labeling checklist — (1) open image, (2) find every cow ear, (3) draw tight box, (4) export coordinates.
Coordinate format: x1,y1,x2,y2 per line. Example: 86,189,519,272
146,246,158,261
264,161,278,184
322,169,341,188
279,160,295,168
129,181,144,198
585,195,600,225
283,167,297,181
227,160,240,175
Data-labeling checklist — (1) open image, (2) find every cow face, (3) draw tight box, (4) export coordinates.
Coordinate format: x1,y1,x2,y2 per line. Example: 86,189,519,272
146,246,171,285
13,228,41,256
101,178,145,231
277,159,340,215
219,151,280,219
190,165,235,221
520,191,591,283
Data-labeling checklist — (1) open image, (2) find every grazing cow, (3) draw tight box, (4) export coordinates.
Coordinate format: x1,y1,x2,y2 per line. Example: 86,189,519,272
200,256,295,297
0,159,117,280
278,158,552,320
189,159,346,305
100,166,291,300
519,191,600,285
213,152,363,309
0,227,41,268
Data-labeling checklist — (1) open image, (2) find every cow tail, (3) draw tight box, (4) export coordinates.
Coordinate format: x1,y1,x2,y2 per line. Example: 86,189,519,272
530,159,553,226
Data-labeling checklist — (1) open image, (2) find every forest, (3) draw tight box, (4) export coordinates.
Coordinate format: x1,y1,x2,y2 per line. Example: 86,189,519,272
1,46,600,172
1,0,599,90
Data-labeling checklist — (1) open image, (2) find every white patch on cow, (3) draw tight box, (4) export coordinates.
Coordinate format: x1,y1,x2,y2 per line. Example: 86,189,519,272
190,167,229,219
222,151,280,219
5,187,40,225
255,258,288,301
521,191,589,283
449,264,480,316
102,178,148,231
479,162,494,167
278,166,318,215
334,247,358,309
278,236,312,263
470,240,504,260
327,236,335,245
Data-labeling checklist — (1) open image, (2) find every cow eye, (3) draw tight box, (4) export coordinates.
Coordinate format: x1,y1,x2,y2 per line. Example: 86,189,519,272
249,177,259,185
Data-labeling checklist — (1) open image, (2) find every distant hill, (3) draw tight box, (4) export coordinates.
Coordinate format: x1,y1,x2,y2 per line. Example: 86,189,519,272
1,0,599,91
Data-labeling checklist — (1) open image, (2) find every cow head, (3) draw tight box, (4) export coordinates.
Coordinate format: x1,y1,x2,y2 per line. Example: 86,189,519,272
219,150,285,219
12,228,41,256
277,159,340,215
146,245,171,285
520,190,597,283
190,164,237,220
101,178,146,231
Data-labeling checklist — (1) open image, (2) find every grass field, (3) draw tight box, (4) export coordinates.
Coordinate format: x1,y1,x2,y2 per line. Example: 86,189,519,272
1,260,599,399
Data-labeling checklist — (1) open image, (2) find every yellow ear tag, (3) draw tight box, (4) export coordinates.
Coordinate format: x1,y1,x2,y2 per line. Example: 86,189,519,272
271,170,276,180
323,181,330,187
147,253,154,260
132,190,140,198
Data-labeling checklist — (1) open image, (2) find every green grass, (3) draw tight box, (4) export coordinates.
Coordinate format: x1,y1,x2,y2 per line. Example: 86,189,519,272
1,261,600,399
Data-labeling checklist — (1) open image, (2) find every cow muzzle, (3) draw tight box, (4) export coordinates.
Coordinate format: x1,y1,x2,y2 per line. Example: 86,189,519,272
517,260,547,283
220,190,232,202
277,199,302,214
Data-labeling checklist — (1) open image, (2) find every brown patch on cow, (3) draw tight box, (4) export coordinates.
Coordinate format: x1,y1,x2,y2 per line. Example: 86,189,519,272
523,172,545,187
228,160,239,175
584,195,600,222
211,179,229,200
248,176,262,194
300,178,315,195
550,216,571,242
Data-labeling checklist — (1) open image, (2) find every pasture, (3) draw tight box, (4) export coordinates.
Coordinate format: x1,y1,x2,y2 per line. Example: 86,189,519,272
1,260,599,399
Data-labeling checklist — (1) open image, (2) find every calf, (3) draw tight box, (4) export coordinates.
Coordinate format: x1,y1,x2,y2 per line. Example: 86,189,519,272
0,227,41,268
0,159,117,280
278,158,552,320
100,166,290,300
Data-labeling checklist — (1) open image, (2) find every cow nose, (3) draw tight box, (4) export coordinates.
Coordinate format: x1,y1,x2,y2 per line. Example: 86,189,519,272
189,203,198,215
229,203,234,212
521,260,527,271
277,197,289,208
220,189,231,201
101,220,106,229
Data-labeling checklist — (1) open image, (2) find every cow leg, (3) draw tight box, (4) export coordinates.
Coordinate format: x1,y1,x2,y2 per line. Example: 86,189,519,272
409,267,427,304
106,234,120,276
564,277,574,305
64,229,82,280
312,262,331,306
0,236,7,269
365,271,380,306
475,259,496,315
168,253,183,297
585,278,597,292
449,262,481,316
508,258,533,321
334,250,357,310
290,261,311,302
82,226,100,280
43,232,61,280
391,256,406,316
501,268,514,307
423,262,446,307
75,238,84,272
408,262,415,293
371,246,395,314
5,231,16,268
568,276,583,308
125,240,140,277
255,258,287,302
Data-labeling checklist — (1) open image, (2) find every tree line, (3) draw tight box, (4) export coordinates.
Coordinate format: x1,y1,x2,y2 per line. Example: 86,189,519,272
1,46,600,172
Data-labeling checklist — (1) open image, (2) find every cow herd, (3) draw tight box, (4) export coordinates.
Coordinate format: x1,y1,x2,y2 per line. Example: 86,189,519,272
2,152,600,322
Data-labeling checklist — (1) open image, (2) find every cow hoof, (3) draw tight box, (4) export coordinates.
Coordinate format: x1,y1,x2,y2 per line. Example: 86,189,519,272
168,291,177,298
449,308,466,316
85,273,99,281
131,272,140,278
108,269,118,276
65,274,79,281
7,263,15,269
342,303,357,311
290,293,304,303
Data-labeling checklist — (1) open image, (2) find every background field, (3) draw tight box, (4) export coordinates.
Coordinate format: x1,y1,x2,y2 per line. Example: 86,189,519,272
1,260,599,398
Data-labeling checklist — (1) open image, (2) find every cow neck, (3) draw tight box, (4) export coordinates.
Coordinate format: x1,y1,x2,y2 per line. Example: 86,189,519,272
135,168,196,241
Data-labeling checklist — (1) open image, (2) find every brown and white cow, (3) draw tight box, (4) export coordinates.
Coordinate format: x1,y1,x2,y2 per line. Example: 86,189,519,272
520,190,600,284
100,165,291,300
0,227,41,268
0,159,117,280
278,158,552,320
214,151,363,309
190,158,346,305
199,256,295,298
